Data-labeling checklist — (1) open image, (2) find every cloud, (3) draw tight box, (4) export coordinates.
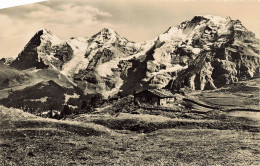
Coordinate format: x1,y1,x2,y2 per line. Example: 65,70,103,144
25,3,112,25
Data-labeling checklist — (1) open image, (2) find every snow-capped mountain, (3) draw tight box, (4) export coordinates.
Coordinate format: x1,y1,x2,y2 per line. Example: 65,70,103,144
60,37,90,77
165,15,259,90
73,28,155,97
7,15,259,98
10,28,75,70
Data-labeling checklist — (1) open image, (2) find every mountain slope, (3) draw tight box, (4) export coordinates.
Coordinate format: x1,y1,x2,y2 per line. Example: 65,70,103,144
60,37,89,77
0,80,84,113
0,63,30,89
165,15,259,90
73,28,155,97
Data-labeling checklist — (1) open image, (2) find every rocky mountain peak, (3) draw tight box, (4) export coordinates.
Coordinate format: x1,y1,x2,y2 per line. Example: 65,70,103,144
29,28,55,42
158,15,233,43
40,29,61,46
23,28,60,49
188,15,231,26
90,28,128,44
41,28,54,35
10,28,74,70
100,28,117,35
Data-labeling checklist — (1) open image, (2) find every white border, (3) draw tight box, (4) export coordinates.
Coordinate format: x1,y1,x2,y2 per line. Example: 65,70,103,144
0,0,47,9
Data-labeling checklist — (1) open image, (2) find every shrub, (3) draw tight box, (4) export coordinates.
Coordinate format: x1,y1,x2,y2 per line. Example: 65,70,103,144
183,101,193,110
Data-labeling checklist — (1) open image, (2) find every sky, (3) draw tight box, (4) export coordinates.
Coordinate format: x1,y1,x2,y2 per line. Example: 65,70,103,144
0,0,259,58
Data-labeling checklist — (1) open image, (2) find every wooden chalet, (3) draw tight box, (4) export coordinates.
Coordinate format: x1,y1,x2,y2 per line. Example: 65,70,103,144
134,89,176,106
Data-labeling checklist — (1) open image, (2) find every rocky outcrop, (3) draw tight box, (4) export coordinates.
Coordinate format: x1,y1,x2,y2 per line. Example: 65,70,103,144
0,57,15,65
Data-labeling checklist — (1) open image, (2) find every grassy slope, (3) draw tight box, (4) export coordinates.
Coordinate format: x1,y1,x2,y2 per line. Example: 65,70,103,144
1,128,260,165
1,106,259,165
70,112,260,133
0,67,76,100
0,79,84,113
194,78,260,110
0,63,30,90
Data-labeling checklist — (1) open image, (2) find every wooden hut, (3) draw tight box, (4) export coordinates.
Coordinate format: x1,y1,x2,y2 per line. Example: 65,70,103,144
134,89,176,106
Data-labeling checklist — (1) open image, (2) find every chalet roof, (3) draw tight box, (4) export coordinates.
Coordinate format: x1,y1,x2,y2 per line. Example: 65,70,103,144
148,89,175,98
135,89,175,98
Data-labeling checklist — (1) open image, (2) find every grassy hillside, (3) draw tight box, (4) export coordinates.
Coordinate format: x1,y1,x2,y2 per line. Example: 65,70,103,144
0,67,78,99
0,106,259,165
194,78,260,110
0,80,84,114
0,63,30,89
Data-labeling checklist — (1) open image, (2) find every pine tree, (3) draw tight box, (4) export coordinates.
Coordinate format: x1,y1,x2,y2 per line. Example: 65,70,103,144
60,104,70,118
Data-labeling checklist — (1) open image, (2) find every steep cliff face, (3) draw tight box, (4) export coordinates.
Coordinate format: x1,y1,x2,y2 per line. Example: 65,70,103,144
10,30,43,70
166,16,259,90
10,29,74,70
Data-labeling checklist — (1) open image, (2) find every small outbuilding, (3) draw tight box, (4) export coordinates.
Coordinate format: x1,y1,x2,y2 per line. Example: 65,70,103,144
134,89,176,106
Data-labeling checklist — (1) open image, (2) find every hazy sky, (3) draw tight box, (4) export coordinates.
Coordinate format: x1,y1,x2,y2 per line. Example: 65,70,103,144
0,0,259,58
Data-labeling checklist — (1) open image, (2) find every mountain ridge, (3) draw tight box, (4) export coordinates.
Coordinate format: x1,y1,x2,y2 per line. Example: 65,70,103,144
4,15,259,98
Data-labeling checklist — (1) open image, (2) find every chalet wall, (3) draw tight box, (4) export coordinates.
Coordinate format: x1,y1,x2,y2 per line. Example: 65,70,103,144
159,97,175,106
134,96,159,105
134,89,176,106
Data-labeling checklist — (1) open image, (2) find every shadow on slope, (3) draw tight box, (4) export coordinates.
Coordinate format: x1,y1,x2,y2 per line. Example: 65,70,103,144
0,63,30,90
0,80,84,114
0,106,112,137
195,78,260,109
